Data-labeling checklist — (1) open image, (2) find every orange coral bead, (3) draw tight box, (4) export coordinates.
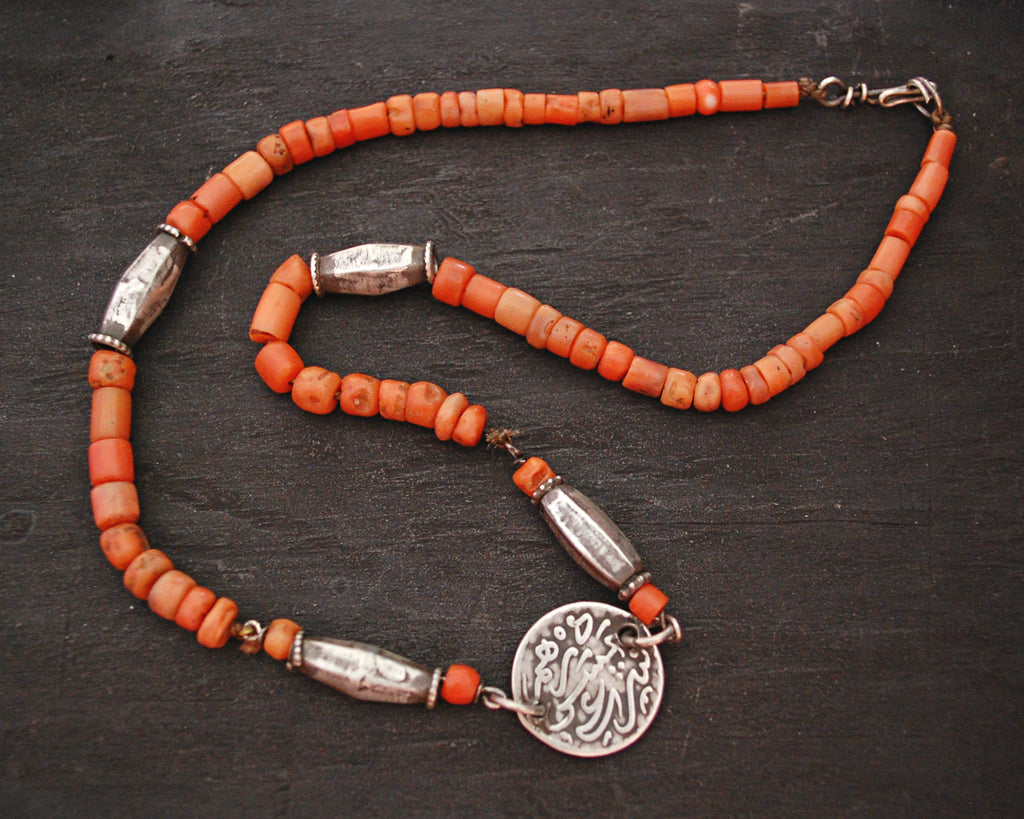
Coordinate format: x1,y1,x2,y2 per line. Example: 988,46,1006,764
441,664,481,705
460,274,507,319
91,480,140,530
148,570,197,620
763,81,800,108
100,522,149,571
457,91,478,126
827,298,865,336
386,94,416,136
621,88,670,122
786,332,826,371
255,341,304,393
348,102,391,141
885,194,930,246
494,288,542,335
869,236,912,280
719,79,764,111
378,379,410,422
123,548,173,600
476,88,505,126
692,372,722,412
598,341,635,381
434,393,470,442
91,386,131,442
923,128,957,168
222,150,274,199
546,317,584,358
451,404,487,447
189,172,244,222
89,350,136,390
754,354,792,396
279,120,315,164
164,200,212,243
622,356,669,397
845,282,887,325
522,93,547,125
856,268,895,300
305,116,335,157
740,364,772,405
598,89,624,124
440,91,461,127
569,328,608,370
291,367,341,415
174,586,217,632
412,93,442,131
270,254,313,300
803,313,845,352
405,381,447,428
909,161,949,213
256,133,294,175
525,304,562,349
513,457,556,497
249,282,302,343
326,109,356,148
264,619,302,661
339,373,381,417
577,91,601,123
660,367,697,409
665,83,697,116
767,345,806,385
694,79,721,115
628,582,669,625
719,368,749,412
432,257,476,306
196,597,239,649
89,438,134,486
545,94,578,126
503,89,525,127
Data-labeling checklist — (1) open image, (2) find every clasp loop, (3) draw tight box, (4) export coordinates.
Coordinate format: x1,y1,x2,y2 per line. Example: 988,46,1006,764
809,76,944,122
619,613,683,648
480,685,546,718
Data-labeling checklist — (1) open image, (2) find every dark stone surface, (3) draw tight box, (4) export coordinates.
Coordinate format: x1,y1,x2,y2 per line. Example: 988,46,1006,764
1,2,1021,815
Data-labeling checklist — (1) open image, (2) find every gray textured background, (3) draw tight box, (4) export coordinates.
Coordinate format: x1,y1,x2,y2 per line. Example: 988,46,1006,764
1,1,1021,815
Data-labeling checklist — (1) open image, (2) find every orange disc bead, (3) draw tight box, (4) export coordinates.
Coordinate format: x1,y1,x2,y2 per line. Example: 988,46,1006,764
719,368,750,412
339,373,381,417
412,93,442,131
753,354,792,396
174,586,217,632
405,381,447,428
148,569,197,621
89,350,136,390
99,522,149,571
767,344,806,385
441,664,481,705
440,92,461,127
740,364,772,405
434,393,470,442
305,116,336,157
598,341,635,382
197,597,239,649
803,313,845,352
164,201,212,243
432,257,477,306
628,582,669,625
123,548,173,600
525,304,562,349
91,481,140,531
827,298,866,336
844,282,887,325
785,332,825,371
279,120,315,164
451,404,487,447
326,109,356,148
522,93,547,125
264,619,302,661
569,328,608,370
291,367,342,415
503,89,525,127
546,317,584,358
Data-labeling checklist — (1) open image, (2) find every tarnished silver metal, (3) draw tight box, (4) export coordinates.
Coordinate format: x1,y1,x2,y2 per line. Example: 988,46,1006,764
235,619,266,655
310,251,322,297
156,222,197,253
539,483,643,590
619,613,683,648
814,75,943,120
311,243,432,296
89,231,191,356
288,632,436,705
426,666,443,710
480,686,545,718
423,240,438,283
511,601,665,757
617,570,653,601
530,475,564,505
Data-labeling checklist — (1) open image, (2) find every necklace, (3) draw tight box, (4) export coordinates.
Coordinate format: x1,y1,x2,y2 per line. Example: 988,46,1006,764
86,75,955,757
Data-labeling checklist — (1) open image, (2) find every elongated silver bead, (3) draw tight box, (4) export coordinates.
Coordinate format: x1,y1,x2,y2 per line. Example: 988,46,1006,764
539,483,644,590
311,241,436,297
89,230,190,355
288,633,440,706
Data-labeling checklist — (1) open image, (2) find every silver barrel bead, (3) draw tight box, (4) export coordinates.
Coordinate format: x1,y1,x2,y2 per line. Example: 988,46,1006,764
311,241,436,297
288,632,440,706
538,483,644,591
88,230,191,356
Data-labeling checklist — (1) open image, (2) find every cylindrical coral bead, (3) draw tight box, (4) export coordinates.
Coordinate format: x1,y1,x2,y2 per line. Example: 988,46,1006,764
621,89,669,122
719,79,764,111
665,84,697,117
660,367,697,409
441,664,481,705
99,522,149,571
386,94,416,136
569,328,607,370
378,380,410,422
546,317,584,358
412,93,442,131
432,257,476,306
339,373,381,417
164,201,212,244
305,116,336,157
525,305,562,349
222,151,274,200
545,94,578,125
494,288,541,335
255,341,304,393
249,283,302,343
909,161,949,212
451,404,487,447
475,88,505,126
91,480,140,530
91,386,131,442
123,548,173,600
89,438,134,486
148,570,197,621
786,332,826,371
348,102,391,141
405,382,447,428
460,274,507,319
694,79,721,115
740,364,772,405
439,92,461,128
719,368,749,412
196,597,239,649
189,172,244,223
597,341,635,382
754,354,792,396
503,89,525,127
270,254,314,300
326,109,356,148
622,356,669,397
257,134,294,175
628,582,669,625
513,457,556,497
279,120,315,164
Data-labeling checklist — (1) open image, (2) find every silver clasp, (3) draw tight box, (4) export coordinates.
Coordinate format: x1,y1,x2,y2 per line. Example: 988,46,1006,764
311,240,437,297
813,76,943,121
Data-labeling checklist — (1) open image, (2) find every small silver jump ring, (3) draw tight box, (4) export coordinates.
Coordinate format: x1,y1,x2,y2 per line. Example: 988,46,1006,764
620,614,683,648
480,686,546,718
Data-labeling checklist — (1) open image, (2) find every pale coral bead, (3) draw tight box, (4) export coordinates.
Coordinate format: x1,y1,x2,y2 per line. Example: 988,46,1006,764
89,350,136,390
660,367,697,409
457,91,478,127
475,88,505,126
692,372,722,412
754,354,792,396
767,344,806,385
577,91,601,123
525,304,562,349
869,236,912,280
434,393,470,442
786,332,826,371
222,150,274,199
803,313,845,352
91,386,131,442
91,480,140,530
503,89,525,127
440,91,461,127
386,94,416,137
827,298,866,336
148,570,197,621
412,93,442,131
909,161,949,213
264,619,302,661
621,88,670,122
598,89,624,124
545,94,578,126
856,268,895,300
452,404,487,447
494,288,542,335
123,548,173,600
694,79,721,115
197,597,239,649
291,367,341,415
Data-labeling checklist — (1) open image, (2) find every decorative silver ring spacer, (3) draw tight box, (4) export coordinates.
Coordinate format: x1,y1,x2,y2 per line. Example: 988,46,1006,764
89,333,133,357
424,240,438,283
286,630,304,672
531,475,564,506
157,223,197,253
310,251,322,297
425,666,443,710
617,571,653,601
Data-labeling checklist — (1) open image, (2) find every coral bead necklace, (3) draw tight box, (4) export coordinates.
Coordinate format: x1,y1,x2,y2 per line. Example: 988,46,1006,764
87,76,954,757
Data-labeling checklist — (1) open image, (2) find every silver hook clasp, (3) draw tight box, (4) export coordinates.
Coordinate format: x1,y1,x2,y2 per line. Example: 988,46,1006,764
810,76,944,122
